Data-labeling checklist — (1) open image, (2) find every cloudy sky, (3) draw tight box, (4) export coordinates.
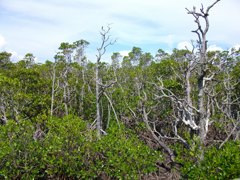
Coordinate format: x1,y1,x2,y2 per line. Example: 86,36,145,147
0,0,239,62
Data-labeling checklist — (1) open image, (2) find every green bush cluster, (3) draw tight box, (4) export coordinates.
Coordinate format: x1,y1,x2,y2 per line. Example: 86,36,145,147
178,141,240,179
0,116,161,179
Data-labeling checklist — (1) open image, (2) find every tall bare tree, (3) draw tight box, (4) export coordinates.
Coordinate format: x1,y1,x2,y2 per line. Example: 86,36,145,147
95,26,115,138
186,0,221,144
139,0,222,162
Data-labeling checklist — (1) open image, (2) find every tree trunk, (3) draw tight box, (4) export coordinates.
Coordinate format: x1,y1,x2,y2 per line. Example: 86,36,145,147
50,63,56,117
96,61,102,138
95,26,115,138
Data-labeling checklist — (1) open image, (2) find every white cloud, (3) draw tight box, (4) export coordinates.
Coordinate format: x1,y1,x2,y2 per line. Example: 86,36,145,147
177,41,193,50
0,0,239,62
0,34,24,62
231,44,240,51
0,34,6,49
8,50,24,62
119,50,130,57
207,45,223,52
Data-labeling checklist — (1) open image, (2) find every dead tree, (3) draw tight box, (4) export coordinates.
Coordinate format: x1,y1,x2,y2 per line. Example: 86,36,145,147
185,0,220,145
95,26,116,138
140,90,176,162
144,0,221,161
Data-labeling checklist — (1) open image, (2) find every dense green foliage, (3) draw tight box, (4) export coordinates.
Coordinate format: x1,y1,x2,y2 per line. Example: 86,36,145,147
0,116,160,179
178,141,240,179
0,44,239,179
0,3,240,177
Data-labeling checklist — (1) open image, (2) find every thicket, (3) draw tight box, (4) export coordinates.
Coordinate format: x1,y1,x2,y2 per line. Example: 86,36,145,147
0,116,161,179
0,48,239,179
0,1,240,179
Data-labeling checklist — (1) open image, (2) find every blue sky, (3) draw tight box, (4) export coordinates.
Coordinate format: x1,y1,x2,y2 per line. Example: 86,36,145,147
0,0,239,63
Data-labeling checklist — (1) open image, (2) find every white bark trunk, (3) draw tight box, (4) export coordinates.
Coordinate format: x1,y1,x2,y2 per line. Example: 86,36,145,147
50,64,56,117
96,61,101,138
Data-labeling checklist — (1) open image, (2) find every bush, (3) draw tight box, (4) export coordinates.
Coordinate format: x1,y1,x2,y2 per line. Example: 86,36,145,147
179,141,240,179
0,117,161,179
0,120,44,179
94,123,161,179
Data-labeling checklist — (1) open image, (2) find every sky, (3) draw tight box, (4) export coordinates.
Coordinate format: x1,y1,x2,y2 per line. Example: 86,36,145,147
0,0,240,63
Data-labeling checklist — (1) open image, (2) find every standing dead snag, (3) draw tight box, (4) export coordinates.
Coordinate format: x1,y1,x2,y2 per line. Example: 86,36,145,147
186,0,220,145
95,26,116,138
145,0,221,162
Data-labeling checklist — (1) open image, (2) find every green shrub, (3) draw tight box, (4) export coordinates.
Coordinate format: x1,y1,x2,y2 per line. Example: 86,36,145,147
0,117,161,179
41,115,96,179
179,141,240,179
94,123,161,179
0,120,44,179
